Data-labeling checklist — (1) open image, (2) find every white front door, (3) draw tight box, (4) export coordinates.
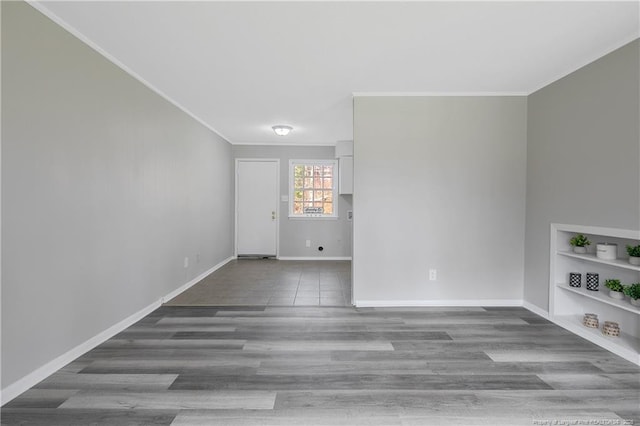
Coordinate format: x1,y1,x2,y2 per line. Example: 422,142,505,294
236,159,279,257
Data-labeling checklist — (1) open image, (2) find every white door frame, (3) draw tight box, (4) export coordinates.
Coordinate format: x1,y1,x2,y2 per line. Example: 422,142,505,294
234,158,280,258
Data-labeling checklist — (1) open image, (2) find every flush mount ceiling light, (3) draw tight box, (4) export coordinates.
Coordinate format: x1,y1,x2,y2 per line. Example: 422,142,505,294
272,125,293,136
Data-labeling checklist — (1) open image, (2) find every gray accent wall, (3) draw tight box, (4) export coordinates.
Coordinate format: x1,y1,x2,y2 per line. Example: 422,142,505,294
524,40,640,312
352,96,527,304
2,2,233,389
232,145,352,258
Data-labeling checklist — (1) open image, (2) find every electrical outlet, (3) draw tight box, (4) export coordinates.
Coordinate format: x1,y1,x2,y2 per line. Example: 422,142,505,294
429,269,437,281
305,239,311,247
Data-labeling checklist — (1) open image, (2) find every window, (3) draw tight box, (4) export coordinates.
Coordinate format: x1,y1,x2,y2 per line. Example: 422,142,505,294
289,160,338,218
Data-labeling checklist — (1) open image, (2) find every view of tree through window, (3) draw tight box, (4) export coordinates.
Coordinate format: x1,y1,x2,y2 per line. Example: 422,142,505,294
290,161,337,217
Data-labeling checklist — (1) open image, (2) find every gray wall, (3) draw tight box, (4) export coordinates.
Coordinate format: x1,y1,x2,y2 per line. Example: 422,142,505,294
353,96,527,304
232,145,352,258
2,2,233,389
524,40,640,312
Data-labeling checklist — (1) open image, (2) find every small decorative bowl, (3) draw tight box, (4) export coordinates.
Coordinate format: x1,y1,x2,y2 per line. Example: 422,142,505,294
602,321,620,337
583,313,599,328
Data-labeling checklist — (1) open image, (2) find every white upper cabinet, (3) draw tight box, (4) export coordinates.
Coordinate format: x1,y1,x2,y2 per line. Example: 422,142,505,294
335,140,353,195
339,156,353,195
335,140,353,158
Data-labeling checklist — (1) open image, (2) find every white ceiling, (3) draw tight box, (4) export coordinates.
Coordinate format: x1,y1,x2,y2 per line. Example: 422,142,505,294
32,1,639,146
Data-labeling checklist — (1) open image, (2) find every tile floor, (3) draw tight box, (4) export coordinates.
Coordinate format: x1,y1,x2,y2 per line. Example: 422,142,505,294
165,259,351,307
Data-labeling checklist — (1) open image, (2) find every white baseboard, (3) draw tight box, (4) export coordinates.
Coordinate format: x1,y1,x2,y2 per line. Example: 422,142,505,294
523,301,549,319
0,255,234,405
0,300,159,405
354,299,523,308
277,256,352,261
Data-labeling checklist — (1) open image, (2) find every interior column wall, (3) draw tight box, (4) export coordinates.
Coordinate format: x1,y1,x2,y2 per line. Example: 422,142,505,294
353,96,528,305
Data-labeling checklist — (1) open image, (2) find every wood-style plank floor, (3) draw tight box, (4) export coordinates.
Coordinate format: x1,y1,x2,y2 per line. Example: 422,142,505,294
2,305,639,425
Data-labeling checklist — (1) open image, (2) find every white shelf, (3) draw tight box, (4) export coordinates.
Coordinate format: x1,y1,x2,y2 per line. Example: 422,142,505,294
557,250,640,272
553,315,640,364
553,223,640,240
557,283,640,315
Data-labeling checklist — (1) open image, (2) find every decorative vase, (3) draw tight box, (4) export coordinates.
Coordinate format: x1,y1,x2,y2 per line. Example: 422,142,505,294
596,243,617,260
609,290,624,300
586,273,599,291
630,298,640,307
629,256,640,266
569,273,582,288
573,246,587,254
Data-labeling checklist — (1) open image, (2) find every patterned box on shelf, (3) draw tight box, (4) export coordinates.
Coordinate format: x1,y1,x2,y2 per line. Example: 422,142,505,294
569,272,582,288
586,272,599,291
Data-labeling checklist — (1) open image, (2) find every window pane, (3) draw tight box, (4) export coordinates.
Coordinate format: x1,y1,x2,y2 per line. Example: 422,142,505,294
314,190,323,201
293,202,303,214
323,190,333,201
324,203,333,215
313,201,322,208
304,190,313,201
304,178,313,189
294,190,303,201
294,165,305,178
313,177,321,188
323,178,332,189
304,166,313,177
323,166,333,176
294,178,303,189
314,165,322,177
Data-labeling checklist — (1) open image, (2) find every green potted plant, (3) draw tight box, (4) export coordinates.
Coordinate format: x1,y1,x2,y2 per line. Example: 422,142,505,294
623,283,640,307
569,234,591,254
626,244,640,266
604,279,624,300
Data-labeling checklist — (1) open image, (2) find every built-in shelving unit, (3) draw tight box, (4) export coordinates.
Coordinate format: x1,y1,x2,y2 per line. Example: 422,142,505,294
550,223,640,365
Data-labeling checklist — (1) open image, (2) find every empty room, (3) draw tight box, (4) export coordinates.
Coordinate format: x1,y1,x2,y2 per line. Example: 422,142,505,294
2,1,639,425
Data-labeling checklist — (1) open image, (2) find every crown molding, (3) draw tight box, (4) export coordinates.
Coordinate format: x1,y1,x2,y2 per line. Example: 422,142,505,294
352,91,528,97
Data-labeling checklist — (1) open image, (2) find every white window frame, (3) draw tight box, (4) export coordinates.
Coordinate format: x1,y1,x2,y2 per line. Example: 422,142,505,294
289,159,338,219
